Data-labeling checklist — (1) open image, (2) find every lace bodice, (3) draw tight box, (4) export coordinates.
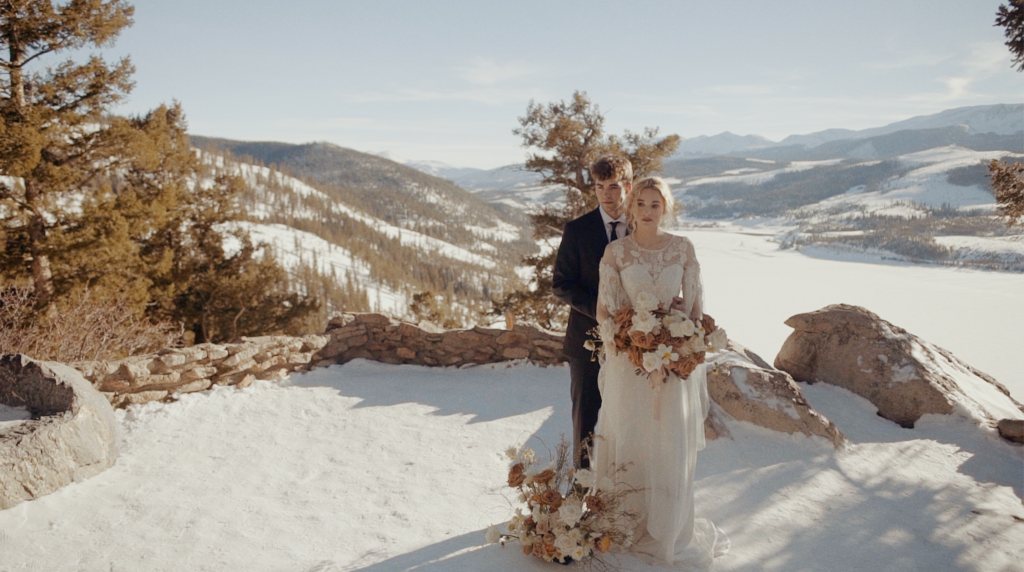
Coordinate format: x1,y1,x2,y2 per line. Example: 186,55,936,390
597,234,703,323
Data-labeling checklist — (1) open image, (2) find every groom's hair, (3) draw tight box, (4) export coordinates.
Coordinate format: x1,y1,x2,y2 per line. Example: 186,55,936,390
590,155,633,183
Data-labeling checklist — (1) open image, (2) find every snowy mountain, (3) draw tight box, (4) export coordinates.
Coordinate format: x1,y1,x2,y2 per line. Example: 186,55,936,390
674,145,1024,271
673,104,1023,157
674,131,775,156
190,141,535,324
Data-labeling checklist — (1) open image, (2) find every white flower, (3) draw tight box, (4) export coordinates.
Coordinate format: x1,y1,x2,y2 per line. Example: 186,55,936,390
706,328,728,352
597,476,614,491
655,343,678,364
574,468,596,488
485,525,502,544
558,498,584,527
532,504,546,524
571,545,587,560
642,351,665,372
632,312,661,334
522,448,536,464
667,316,696,338
583,339,596,352
554,534,579,558
634,291,659,314
685,335,706,354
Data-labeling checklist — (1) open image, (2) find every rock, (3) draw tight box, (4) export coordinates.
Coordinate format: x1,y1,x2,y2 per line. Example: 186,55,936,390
119,390,168,406
707,342,845,447
501,347,530,360
775,304,1024,428
174,379,212,394
997,419,1024,444
0,354,120,511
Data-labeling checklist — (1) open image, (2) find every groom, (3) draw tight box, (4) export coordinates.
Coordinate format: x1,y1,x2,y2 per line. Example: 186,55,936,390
552,154,632,469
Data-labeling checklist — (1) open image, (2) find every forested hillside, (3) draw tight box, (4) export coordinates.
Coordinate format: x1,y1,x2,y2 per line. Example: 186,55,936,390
191,142,536,329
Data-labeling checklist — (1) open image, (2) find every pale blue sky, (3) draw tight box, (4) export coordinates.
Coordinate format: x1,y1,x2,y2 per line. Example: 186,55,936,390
97,0,1023,168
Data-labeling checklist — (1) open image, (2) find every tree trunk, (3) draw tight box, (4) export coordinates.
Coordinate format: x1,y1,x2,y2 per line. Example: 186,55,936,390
24,181,53,308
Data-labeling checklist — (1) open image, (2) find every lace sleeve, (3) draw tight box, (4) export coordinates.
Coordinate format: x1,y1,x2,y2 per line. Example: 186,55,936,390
681,237,704,320
597,243,630,343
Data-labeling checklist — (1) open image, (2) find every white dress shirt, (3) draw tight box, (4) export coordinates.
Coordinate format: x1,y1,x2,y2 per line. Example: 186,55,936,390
598,206,628,242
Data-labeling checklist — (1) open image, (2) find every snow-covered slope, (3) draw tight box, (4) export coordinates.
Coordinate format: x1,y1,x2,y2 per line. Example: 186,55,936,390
198,151,532,321
803,146,1017,216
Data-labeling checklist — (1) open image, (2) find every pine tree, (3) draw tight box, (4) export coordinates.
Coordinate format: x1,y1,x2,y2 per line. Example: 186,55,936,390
990,2,1024,225
497,91,680,329
0,0,135,308
996,1,1024,71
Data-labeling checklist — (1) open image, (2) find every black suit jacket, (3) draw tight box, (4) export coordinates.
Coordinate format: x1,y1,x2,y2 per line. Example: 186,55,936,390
553,208,612,360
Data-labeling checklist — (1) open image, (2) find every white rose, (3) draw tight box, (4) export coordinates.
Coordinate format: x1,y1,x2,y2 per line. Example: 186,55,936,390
485,525,502,544
706,328,728,352
632,312,661,334
558,498,584,527
634,291,659,314
685,335,706,354
642,351,665,373
574,468,596,488
553,534,579,559
668,317,696,338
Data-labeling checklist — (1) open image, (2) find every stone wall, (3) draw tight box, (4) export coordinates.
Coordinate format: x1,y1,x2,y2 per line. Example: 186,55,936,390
312,313,566,367
71,313,566,408
74,334,330,408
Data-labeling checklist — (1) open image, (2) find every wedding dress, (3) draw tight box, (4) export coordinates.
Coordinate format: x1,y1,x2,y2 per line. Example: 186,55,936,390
593,234,729,569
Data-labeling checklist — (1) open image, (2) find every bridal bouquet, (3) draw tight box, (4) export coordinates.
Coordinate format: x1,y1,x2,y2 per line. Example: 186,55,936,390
486,441,639,564
597,291,727,384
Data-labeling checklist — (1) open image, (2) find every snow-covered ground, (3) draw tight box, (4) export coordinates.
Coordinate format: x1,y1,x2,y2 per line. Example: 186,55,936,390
1,224,1021,571
0,360,1019,572
679,223,1024,400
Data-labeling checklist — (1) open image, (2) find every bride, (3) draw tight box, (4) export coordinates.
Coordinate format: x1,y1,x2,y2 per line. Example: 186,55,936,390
593,176,729,568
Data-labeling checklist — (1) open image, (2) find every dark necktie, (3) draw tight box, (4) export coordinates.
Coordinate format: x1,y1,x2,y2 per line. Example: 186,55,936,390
609,221,620,241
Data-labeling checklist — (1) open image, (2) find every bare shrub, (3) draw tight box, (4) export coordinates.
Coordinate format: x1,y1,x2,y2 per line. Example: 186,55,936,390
0,286,180,363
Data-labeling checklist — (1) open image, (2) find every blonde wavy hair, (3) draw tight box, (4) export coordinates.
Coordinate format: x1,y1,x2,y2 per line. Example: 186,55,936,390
626,176,676,232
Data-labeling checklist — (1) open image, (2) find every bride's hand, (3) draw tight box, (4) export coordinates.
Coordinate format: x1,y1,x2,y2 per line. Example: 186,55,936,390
669,296,686,312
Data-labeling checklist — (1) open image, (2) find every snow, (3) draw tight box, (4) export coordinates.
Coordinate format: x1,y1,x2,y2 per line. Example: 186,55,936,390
1,359,1020,571
674,223,1024,400
1,219,1021,571
685,159,844,187
227,221,408,316
801,146,1024,218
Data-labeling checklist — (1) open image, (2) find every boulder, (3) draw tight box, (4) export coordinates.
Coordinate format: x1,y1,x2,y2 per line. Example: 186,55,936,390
775,304,1024,429
997,419,1023,444
706,342,845,447
0,354,120,511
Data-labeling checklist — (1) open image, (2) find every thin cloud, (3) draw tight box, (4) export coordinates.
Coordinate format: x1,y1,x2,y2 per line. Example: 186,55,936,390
454,57,547,86
863,50,950,71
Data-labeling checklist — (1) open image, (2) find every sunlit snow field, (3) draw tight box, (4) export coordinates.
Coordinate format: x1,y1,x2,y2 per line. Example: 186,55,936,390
0,224,1021,572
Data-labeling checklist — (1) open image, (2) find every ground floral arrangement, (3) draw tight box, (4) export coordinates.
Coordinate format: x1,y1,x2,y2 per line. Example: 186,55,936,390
590,292,728,387
486,441,640,565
